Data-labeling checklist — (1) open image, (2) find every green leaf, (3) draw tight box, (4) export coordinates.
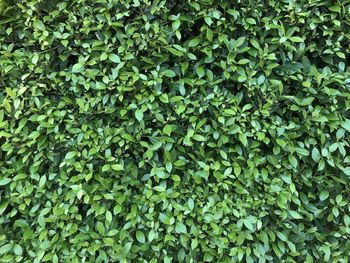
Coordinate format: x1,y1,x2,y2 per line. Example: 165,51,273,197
311,147,320,162
106,210,112,223
39,175,47,188
192,134,206,142
188,38,200,47
243,220,254,231
206,28,213,41
320,191,329,201
163,69,176,77
276,232,287,242
329,143,338,152
280,36,287,43
336,52,345,59
13,245,23,256
295,97,314,106
187,53,197,60
111,164,124,171
288,154,298,168
196,67,205,78
172,20,181,31
100,52,108,61
239,134,248,146
289,211,303,219
122,133,135,142
188,198,194,210
250,38,260,49
0,244,12,254
135,109,144,122
136,230,145,243
290,36,303,43
204,16,212,25
246,18,256,25
0,178,11,186
234,166,241,176
329,5,341,12
344,167,350,176
72,63,84,73
276,138,286,147
33,20,45,31
109,54,121,63
32,54,39,65
191,238,198,249
238,75,247,82
175,222,187,234
102,164,110,172
65,151,77,160
341,119,350,131
163,124,172,136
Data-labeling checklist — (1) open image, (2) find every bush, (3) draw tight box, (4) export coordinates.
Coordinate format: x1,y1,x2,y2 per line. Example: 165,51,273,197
0,0,350,262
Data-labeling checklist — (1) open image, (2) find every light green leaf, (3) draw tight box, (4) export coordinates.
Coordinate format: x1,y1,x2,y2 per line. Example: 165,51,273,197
311,147,320,162
136,230,145,243
163,69,176,77
72,63,84,73
163,124,172,136
288,154,298,168
109,54,121,63
0,178,11,186
188,198,194,210
320,191,329,201
239,134,248,146
243,220,254,231
192,134,206,142
246,18,256,25
0,244,12,254
188,38,200,47
33,20,45,31
111,164,124,171
289,211,303,219
135,109,144,122
196,67,205,78
13,245,23,256
175,222,187,234
341,119,350,131
172,20,180,31
65,151,77,160
290,36,303,42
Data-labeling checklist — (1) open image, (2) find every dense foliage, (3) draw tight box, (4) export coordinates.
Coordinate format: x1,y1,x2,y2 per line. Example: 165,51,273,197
1,0,350,262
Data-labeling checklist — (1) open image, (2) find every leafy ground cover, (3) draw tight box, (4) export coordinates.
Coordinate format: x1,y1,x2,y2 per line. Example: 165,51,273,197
1,0,350,262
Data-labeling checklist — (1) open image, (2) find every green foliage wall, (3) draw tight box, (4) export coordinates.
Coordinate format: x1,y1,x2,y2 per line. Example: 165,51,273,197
1,0,350,262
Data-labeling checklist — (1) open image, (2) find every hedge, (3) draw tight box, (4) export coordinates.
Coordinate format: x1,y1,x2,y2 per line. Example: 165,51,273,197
1,0,350,262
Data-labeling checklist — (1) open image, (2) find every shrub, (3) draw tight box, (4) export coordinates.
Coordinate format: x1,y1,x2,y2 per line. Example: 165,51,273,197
0,0,350,262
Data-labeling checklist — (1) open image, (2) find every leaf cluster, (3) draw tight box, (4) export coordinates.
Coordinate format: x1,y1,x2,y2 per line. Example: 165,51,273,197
0,0,350,262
